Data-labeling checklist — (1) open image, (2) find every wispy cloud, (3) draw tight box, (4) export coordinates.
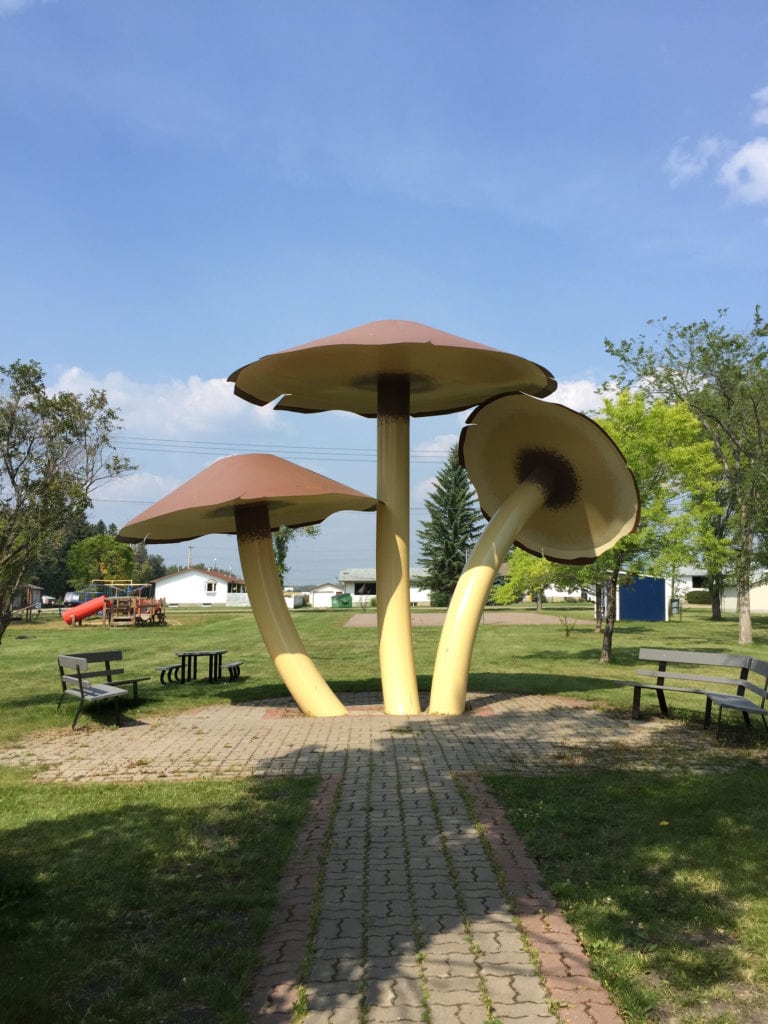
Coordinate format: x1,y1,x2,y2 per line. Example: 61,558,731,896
664,137,725,186
752,85,768,126
665,85,768,206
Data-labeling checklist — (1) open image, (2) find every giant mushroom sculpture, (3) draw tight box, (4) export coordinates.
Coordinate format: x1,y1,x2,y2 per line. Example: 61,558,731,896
429,393,640,715
117,454,377,717
228,320,556,715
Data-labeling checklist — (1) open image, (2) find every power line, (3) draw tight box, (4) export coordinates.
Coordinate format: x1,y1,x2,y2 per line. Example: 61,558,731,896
113,434,452,464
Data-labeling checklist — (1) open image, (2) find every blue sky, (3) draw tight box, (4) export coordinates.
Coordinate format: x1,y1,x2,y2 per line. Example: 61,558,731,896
3,1,767,584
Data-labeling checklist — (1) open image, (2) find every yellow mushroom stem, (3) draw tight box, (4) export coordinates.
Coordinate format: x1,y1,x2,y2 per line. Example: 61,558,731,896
429,478,549,715
376,376,421,715
235,505,348,717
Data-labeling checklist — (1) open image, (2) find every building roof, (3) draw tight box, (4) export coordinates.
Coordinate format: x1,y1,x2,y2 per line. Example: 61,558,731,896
152,568,245,585
338,567,428,583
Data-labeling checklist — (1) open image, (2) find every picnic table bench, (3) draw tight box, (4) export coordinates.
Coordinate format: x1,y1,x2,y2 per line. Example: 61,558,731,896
57,650,150,728
613,647,768,737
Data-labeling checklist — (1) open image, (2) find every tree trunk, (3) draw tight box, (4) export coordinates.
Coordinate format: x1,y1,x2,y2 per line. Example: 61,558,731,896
594,582,603,632
600,570,620,663
738,585,752,645
708,571,723,621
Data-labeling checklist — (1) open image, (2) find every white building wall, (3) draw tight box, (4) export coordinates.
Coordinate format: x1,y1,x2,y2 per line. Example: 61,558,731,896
155,571,230,605
722,583,768,613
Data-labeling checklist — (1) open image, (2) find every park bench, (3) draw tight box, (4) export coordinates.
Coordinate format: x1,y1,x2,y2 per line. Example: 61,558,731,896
56,647,149,729
613,647,768,735
57,654,130,729
157,662,183,684
224,660,244,681
704,656,768,739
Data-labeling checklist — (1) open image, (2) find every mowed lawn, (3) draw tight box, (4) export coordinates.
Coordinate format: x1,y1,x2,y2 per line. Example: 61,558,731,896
1,604,767,1022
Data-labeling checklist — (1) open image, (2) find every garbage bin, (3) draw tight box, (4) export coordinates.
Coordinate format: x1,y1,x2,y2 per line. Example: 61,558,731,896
669,598,681,618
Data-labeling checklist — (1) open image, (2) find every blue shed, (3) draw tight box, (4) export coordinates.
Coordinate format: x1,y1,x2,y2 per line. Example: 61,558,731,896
618,576,667,621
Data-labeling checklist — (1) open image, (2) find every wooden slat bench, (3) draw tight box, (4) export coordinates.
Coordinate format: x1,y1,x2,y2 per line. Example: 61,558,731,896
704,656,768,738
614,648,752,720
58,649,149,705
613,648,768,735
57,655,128,729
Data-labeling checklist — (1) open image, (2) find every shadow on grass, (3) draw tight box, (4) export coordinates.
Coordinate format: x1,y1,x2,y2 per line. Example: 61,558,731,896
485,767,768,1019
0,774,316,1024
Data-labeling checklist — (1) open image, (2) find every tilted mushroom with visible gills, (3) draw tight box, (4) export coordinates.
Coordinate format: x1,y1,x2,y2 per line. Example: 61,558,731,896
228,320,556,715
429,393,640,716
116,454,378,718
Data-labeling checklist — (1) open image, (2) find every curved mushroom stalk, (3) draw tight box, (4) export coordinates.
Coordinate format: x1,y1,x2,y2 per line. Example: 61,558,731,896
236,505,348,717
429,481,551,714
429,394,640,716
228,320,556,715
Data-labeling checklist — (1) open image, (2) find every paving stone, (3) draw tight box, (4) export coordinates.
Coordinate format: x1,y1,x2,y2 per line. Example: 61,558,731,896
8,692,643,1024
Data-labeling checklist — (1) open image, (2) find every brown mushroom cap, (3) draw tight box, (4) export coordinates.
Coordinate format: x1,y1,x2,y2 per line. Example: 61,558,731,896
228,319,556,417
460,394,640,564
116,454,377,543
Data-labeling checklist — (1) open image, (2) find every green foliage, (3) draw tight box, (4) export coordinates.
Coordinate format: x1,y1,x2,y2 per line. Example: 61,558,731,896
129,540,167,583
590,390,724,660
66,534,136,589
0,360,134,640
490,549,585,606
686,588,712,605
272,524,320,586
417,443,484,605
605,307,768,638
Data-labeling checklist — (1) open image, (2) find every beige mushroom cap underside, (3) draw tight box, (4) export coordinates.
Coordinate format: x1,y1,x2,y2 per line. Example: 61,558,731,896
229,320,556,417
461,394,640,564
117,454,378,543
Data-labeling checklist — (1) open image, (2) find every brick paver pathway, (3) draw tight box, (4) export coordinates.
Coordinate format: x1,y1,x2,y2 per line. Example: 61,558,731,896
1,692,714,1023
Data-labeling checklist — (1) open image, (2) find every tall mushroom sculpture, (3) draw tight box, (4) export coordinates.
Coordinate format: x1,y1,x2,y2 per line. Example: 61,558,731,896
117,454,377,717
429,393,640,715
229,320,556,715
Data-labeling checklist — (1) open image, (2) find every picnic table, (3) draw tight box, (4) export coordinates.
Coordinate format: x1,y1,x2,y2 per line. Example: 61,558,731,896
175,649,227,683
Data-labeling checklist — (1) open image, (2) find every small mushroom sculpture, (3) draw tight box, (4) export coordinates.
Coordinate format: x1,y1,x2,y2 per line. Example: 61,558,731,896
429,393,640,715
117,454,377,717
229,320,556,715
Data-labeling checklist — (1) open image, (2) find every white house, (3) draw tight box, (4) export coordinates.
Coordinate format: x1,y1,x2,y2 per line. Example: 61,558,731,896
722,581,768,614
306,583,345,609
338,568,431,607
153,569,248,606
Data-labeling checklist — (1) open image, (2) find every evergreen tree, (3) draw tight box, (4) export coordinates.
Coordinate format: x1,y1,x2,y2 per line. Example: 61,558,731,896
417,443,483,606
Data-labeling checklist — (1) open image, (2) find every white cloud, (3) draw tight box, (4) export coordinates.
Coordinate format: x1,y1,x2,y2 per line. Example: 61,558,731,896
413,433,459,458
719,137,768,204
664,136,725,186
52,368,278,438
547,379,601,413
752,85,768,126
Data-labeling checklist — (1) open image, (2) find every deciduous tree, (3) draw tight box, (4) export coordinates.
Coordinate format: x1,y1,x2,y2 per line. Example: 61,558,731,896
593,391,723,661
605,308,768,642
0,360,134,641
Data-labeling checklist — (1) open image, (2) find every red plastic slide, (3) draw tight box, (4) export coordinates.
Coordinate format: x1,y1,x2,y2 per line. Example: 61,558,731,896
62,595,105,624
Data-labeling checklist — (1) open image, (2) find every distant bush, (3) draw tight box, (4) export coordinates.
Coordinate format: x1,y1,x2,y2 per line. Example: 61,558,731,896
685,588,711,605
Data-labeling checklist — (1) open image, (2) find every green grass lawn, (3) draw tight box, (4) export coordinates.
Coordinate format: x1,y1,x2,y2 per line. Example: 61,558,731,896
1,603,768,1022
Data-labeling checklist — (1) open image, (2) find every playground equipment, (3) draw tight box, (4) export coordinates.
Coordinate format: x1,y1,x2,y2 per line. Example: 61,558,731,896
62,581,166,627
61,595,105,625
